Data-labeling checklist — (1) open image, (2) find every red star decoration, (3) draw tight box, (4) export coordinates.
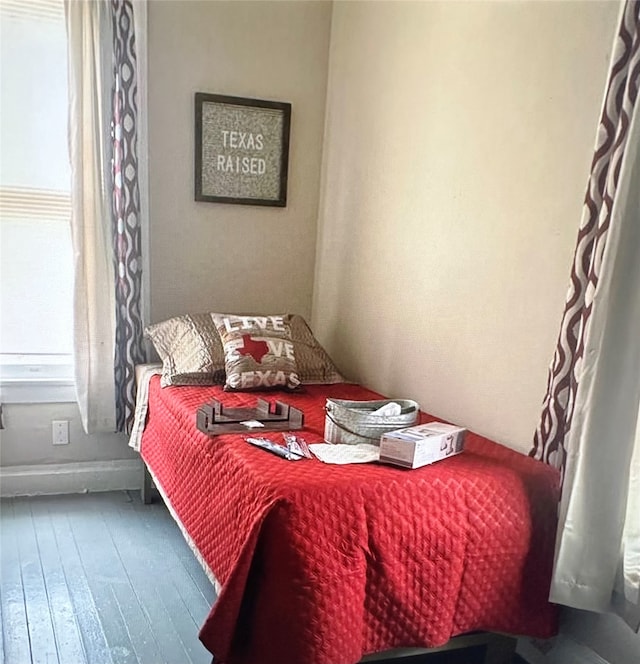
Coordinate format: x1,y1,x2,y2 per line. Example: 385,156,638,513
237,334,269,363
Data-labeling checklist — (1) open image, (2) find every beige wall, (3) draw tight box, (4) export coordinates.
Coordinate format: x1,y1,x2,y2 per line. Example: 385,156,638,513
313,0,619,453
148,0,332,323
0,403,134,466
1,0,332,468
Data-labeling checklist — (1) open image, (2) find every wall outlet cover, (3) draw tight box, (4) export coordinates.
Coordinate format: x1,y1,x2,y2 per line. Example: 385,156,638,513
52,420,69,445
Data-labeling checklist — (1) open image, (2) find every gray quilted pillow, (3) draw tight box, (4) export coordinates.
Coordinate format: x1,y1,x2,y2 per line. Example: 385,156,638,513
145,313,225,387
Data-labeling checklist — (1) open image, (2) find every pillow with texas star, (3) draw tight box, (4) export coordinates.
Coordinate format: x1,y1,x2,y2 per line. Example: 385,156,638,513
211,313,301,391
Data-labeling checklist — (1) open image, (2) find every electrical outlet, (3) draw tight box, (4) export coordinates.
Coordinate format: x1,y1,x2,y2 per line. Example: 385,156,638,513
52,420,69,445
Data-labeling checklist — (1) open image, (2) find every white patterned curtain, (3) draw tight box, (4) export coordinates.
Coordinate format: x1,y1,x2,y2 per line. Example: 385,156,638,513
65,0,117,433
66,0,146,434
531,0,640,630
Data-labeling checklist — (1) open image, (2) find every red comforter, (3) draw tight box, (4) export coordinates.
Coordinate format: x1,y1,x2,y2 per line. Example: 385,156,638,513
140,377,559,664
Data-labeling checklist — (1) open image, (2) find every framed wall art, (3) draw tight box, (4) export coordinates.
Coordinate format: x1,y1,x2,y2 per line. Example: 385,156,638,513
194,93,291,207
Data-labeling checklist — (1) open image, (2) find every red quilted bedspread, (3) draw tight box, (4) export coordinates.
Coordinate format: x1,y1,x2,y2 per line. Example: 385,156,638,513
140,378,559,664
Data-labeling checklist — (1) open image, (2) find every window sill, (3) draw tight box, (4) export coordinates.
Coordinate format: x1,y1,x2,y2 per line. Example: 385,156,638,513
0,379,76,404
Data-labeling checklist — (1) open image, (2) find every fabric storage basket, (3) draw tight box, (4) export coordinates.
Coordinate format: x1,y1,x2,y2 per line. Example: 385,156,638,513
324,398,420,445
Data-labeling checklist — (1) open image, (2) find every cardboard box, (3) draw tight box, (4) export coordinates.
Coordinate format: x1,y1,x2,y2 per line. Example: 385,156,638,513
379,422,466,469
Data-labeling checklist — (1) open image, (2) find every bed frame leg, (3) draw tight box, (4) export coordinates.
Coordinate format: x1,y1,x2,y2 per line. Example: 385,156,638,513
141,463,154,504
483,634,517,664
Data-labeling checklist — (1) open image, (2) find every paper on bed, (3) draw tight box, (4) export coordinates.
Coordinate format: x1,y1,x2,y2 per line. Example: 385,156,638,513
309,443,380,464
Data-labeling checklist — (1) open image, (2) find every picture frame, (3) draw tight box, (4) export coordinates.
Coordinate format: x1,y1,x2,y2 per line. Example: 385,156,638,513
194,93,291,207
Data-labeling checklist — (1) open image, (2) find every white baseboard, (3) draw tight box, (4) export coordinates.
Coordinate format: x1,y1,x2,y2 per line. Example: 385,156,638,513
517,635,610,664
0,459,143,497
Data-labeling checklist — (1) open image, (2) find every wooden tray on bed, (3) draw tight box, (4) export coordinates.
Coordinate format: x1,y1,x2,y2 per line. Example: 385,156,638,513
196,398,304,436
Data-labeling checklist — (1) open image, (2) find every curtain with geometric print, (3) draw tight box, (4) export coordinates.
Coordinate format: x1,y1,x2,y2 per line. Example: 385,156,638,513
530,0,640,629
111,0,146,433
66,0,145,435
530,0,640,481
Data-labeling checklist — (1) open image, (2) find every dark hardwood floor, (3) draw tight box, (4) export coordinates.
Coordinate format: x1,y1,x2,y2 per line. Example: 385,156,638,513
0,491,529,664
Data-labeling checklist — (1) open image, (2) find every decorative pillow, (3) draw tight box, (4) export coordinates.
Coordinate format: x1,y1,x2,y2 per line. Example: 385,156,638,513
145,312,346,387
145,314,225,387
211,314,301,391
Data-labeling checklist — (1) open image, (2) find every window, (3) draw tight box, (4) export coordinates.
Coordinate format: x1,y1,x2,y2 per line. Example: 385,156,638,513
0,0,74,402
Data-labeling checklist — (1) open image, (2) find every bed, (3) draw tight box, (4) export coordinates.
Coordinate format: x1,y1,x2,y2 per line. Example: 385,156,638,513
130,363,560,664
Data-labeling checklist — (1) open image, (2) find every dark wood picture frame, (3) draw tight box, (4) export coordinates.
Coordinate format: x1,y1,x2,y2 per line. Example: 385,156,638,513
194,93,291,207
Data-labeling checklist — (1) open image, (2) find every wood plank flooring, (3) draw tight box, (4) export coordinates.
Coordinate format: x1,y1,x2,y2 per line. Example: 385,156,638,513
1,491,529,664
0,491,216,664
